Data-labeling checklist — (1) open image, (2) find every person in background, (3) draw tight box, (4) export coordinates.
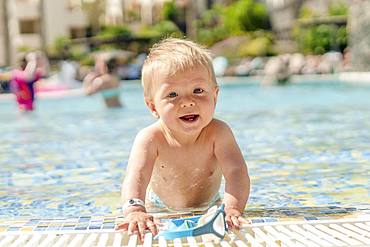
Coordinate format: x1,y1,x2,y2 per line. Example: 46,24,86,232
116,38,250,241
83,55,122,108
10,52,46,111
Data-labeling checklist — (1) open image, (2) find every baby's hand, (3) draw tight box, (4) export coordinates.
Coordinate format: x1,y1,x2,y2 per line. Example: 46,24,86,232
116,211,158,242
225,207,247,229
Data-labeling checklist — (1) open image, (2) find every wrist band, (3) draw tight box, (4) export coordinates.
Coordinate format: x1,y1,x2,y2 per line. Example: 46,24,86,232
122,198,145,212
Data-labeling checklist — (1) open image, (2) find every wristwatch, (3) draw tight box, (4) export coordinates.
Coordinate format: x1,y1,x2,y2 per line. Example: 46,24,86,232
122,198,145,212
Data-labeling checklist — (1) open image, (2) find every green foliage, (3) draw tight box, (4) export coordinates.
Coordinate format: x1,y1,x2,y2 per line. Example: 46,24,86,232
295,24,347,54
97,25,132,39
98,44,120,50
223,0,270,33
161,0,185,35
295,0,348,54
162,0,179,22
196,0,270,46
197,26,230,47
329,2,348,16
299,6,316,19
238,32,275,57
17,45,34,53
79,55,94,66
48,36,92,63
336,26,347,51
137,20,183,39
47,36,72,57
69,47,86,61
54,36,72,53
126,10,140,22
198,6,221,28
250,3,270,30
196,5,229,46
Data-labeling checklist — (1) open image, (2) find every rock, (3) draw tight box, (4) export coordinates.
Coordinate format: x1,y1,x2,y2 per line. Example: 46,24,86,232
212,56,228,77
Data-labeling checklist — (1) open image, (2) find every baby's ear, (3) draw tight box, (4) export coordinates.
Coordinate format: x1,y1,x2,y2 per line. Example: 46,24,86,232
144,97,159,118
213,86,220,105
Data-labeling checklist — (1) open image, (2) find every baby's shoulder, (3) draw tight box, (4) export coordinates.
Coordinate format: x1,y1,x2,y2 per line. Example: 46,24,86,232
202,119,233,140
207,118,232,133
137,123,159,137
135,122,163,143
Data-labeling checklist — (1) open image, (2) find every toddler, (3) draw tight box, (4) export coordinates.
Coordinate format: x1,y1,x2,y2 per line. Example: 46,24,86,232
116,38,250,240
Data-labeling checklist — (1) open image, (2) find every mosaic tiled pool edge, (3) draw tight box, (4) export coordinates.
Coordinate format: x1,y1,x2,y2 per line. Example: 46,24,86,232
1,205,369,233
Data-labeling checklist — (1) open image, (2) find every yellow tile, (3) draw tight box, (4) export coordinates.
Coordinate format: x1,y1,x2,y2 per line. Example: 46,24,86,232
22,227,33,232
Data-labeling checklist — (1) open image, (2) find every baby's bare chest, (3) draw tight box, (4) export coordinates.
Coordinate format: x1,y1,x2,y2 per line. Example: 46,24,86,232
152,144,218,182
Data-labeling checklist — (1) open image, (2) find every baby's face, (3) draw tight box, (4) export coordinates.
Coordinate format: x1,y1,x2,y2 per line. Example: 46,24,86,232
147,66,218,135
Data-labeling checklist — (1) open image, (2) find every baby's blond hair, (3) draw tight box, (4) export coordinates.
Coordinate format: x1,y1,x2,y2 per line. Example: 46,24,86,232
141,38,216,98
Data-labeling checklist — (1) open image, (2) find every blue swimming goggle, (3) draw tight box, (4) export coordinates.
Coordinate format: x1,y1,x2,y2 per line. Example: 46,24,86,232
155,204,227,240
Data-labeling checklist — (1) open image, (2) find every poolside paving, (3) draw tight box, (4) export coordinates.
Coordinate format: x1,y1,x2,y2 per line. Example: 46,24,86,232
0,205,369,233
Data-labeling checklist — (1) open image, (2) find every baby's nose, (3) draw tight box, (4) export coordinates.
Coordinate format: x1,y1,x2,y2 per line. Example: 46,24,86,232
181,99,195,108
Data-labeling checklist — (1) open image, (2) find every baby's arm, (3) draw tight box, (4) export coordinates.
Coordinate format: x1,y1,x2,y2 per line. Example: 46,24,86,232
214,120,250,228
116,128,158,240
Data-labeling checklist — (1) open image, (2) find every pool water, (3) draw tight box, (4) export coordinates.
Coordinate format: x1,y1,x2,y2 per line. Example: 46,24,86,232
1,79,369,219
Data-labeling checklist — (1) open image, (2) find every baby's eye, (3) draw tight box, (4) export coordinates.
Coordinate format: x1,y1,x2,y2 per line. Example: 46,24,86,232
167,92,178,98
193,88,204,94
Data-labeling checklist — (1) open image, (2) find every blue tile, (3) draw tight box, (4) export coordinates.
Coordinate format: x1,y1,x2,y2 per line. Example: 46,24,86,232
282,211,296,216
304,217,318,221
264,218,278,222
103,225,115,229
47,226,61,230
77,223,89,226
251,219,265,223
78,217,91,222
75,226,87,230
88,225,101,230
62,226,74,230
103,222,115,226
34,227,47,231
7,227,21,231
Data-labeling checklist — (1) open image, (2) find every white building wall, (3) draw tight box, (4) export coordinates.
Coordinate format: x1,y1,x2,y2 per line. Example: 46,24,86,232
43,0,87,47
0,0,89,65
7,0,21,65
15,1,39,19
349,0,370,70
14,0,40,49
106,0,123,25
0,0,88,65
0,0,6,66
21,34,42,49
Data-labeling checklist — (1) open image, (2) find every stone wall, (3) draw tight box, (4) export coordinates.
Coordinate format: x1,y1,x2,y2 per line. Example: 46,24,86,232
0,0,20,66
0,0,7,66
348,0,370,71
266,0,305,40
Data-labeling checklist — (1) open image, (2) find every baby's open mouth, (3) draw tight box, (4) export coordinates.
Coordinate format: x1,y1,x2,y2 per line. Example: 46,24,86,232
179,114,199,122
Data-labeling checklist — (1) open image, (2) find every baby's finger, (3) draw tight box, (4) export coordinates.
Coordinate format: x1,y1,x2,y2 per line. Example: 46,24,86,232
146,221,158,236
128,222,138,235
115,222,129,231
225,215,234,228
153,218,164,228
138,222,146,241
231,216,240,229
238,216,249,225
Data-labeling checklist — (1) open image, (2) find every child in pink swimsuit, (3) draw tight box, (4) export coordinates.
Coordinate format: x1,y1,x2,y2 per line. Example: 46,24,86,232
10,55,42,111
